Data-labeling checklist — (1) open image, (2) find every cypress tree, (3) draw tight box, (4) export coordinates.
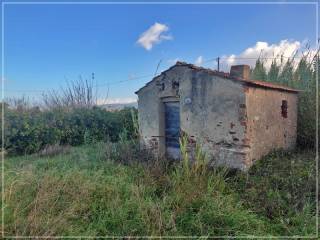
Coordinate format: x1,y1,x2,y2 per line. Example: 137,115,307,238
278,59,294,86
267,60,280,83
251,58,267,80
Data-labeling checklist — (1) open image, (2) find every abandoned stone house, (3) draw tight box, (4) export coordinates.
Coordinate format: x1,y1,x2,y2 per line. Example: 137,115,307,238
135,62,299,170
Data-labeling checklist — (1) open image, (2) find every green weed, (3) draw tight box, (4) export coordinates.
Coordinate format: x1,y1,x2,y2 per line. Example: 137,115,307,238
1,144,316,237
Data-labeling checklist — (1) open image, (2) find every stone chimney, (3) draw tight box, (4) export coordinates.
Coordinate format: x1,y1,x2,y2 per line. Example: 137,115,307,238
230,65,250,79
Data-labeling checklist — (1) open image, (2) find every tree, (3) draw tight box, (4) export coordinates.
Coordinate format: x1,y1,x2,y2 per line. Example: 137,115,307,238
278,59,294,86
251,58,267,80
267,60,280,83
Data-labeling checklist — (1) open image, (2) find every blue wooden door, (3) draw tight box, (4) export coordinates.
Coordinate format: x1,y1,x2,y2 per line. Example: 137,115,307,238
164,102,180,159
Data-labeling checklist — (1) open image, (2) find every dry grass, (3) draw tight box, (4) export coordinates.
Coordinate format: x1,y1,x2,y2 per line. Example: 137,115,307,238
38,144,71,158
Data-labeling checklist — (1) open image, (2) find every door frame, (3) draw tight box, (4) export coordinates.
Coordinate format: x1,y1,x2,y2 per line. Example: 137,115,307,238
160,97,180,159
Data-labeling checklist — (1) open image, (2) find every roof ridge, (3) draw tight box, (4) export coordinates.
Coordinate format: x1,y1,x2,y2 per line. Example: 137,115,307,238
135,62,300,94
175,61,300,93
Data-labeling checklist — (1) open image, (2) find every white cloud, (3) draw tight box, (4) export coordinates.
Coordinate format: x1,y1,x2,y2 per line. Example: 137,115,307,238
195,56,203,66
97,97,137,105
218,40,310,71
137,22,172,51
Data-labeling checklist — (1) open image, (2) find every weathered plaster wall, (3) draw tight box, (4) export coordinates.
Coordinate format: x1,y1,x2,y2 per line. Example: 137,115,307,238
137,80,161,154
245,87,298,166
137,66,188,155
137,64,298,170
179,70,249,169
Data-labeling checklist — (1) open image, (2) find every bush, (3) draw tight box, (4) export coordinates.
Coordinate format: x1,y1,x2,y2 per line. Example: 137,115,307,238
228,149,316,235
1,106,138,155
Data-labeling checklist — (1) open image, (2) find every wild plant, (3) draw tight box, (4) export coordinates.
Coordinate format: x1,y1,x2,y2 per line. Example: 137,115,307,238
131,108,139,139
42,76,98,110
178,133,210,178
193,142,208,176
83,128,95,145
179,133,189,177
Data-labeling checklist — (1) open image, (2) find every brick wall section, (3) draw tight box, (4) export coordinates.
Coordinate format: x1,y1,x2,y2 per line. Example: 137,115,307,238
245,87,298,166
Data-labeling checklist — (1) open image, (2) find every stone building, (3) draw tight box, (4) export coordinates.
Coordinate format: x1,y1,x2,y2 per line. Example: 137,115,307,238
135,62,299,170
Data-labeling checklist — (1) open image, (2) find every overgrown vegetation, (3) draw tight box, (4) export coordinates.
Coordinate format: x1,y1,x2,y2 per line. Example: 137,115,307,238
2,142,316,236
1,106,137,155
229,150,316,235
1,76,138,156
1,53,318,237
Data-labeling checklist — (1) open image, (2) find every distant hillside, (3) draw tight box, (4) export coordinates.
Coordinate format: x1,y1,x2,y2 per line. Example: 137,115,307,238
99,102,138,111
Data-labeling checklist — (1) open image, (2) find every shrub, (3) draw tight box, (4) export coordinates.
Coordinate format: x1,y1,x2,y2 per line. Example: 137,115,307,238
228,149,316,235
1,105,138,156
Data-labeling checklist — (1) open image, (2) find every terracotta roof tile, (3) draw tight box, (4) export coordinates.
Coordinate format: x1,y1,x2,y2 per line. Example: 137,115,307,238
176,61,300,93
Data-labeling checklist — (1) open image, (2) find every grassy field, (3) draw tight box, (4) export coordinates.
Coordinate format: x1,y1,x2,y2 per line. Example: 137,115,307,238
2,142,317,237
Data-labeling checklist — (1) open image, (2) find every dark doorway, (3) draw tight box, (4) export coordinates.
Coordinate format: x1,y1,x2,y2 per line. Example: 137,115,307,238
164,102,180,159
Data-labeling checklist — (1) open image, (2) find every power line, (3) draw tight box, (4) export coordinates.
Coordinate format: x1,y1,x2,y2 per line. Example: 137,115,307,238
203,55,316,64
154,60,162,76
3,55,318,93
97,74,153,87
4,73,154,93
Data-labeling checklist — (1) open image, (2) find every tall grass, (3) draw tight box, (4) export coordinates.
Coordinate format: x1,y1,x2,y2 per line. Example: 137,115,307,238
228,149,316,235
4,143,314,237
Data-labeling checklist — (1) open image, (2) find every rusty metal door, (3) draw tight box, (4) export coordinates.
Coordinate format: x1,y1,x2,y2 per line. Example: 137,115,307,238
164,102,180,159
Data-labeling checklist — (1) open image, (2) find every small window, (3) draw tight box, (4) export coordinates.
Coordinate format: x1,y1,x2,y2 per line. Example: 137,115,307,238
172,81,179,89
281,100,288,118
160,83,165,91
156,82,165,91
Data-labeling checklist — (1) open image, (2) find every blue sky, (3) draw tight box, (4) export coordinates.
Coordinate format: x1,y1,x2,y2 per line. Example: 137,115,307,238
3,3,317,103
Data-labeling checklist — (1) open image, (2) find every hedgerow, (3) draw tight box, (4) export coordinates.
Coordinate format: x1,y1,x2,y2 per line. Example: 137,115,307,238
1,106,137,155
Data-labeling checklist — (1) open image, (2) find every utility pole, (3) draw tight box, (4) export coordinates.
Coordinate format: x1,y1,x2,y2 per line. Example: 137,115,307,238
154,59,162,76
217,57,220,72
